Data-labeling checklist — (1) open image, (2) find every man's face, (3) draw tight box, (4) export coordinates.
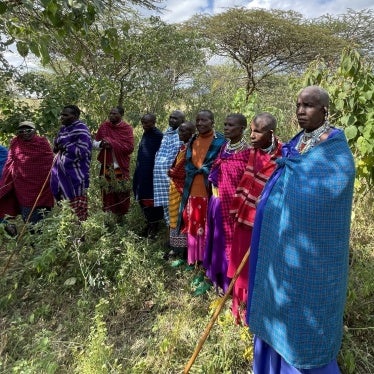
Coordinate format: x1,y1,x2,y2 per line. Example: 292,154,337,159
17,126,35,141
109,108,122,125
196,112,213,135
141,117,155,132
60,108,77,126
169,112,184,130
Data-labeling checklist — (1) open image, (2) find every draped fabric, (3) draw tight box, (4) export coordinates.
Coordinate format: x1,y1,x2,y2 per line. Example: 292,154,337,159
229,142,283,228
51,120,92,200
248,128,355,369
153,127,181,211
168,144,187,229
177,132,225,231
133,127,163,200
227,142,282,323
95,120,134,178
0,135,54,219
0,145,7,177
203,145,251,292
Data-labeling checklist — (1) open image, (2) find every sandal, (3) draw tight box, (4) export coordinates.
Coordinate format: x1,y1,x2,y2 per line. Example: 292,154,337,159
4,223,17,237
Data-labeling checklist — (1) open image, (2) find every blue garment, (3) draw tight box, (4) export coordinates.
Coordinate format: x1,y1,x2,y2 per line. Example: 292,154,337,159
0,145,7,178
51,120,92,200
248,128,355,369
153,127,182,223
133,127,163,200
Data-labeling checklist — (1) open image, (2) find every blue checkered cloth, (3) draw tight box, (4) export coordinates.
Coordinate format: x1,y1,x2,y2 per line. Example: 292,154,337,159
153,127,181,222
248,129,355,369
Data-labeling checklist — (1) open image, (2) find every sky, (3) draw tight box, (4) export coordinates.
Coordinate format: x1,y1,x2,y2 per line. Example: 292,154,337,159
4,0,373,68
156,0,374,23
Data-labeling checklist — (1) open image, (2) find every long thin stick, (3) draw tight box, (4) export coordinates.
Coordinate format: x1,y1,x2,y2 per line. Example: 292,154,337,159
101,147,107,202
1,154,57,276
184,250,250,374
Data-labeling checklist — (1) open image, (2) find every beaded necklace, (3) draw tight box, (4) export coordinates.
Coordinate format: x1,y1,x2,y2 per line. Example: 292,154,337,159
261,133,276,154
296,121,330,154
225,137,248,153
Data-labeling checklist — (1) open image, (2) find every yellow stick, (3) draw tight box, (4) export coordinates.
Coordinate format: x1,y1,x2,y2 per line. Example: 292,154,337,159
183,249,250,374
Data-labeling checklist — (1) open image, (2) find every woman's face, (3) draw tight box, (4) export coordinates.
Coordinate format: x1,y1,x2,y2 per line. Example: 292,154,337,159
296,90,325,132
196,112,213,135
224,116,244,143
17,127,35,141
250,119,273,149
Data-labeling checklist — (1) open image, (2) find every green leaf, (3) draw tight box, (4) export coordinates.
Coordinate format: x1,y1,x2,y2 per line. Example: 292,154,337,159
16,41,29,58
345,125,358,140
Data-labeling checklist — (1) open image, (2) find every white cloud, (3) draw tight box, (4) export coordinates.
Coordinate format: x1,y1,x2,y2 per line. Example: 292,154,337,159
157,0,374,22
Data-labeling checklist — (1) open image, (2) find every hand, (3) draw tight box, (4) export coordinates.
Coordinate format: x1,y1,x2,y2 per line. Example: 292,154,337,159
101,140,112,149
53,144,64,153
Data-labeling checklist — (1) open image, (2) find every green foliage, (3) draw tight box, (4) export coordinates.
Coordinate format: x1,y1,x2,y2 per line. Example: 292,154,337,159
74,299,121,373
295,48,374,189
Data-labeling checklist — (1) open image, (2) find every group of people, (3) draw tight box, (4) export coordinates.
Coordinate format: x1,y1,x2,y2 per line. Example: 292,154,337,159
133,86,356,374
0,85,355,373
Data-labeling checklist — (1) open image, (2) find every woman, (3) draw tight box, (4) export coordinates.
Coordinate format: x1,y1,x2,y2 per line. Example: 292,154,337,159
203,113,251,293
168,121,196,259
178,110,225,266
228,112,282,324
248,86,355,373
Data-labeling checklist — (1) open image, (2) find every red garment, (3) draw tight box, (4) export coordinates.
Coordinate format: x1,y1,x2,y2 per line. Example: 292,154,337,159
70,195,88,221
95,120,134,178
228,142,282,323
0,135,54,218
168,144,187,194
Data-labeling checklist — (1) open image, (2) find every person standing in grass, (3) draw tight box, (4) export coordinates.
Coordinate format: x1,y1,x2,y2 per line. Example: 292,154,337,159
153,110,185,226
167,121,196,260
51,105,92,221
228,112,282,324
133,113,164,237
94,106,134,223
203,113,251,293
247,86,355,373
0,121,54,232
177,110,225,267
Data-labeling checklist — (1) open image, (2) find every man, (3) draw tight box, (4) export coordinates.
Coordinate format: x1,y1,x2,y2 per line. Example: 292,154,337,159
94,106,134,222
133,113,164,237
51,105,92,221
247,86,355,373
153,110,185,225
0,121,54,231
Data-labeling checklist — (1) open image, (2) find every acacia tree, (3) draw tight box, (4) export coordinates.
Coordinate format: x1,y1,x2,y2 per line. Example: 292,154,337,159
194,8,347,100
0,0,161,64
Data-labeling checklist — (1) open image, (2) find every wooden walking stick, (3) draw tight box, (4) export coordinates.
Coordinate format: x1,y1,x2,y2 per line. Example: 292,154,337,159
101,147,107,202
184,249,250,374
1,154,58,276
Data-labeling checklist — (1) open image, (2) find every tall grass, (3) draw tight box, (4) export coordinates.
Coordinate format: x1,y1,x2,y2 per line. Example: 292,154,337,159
0,174,372,373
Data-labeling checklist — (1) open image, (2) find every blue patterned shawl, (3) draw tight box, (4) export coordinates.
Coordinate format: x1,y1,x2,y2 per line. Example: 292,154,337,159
0,145,7,178
153,127,181,207
248,128,355,369
51,120,92,200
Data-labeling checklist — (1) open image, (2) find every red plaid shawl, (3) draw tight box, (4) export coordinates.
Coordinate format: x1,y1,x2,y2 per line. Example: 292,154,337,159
0,135,54,217
211,146,252,255
168,144,187,194
230,141,283,227
96,121,134,178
